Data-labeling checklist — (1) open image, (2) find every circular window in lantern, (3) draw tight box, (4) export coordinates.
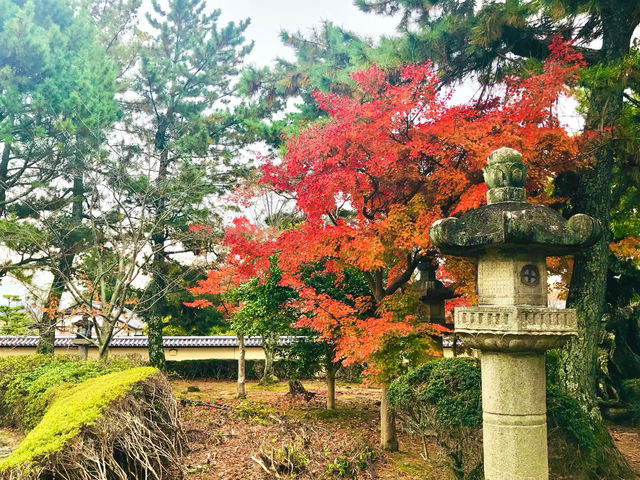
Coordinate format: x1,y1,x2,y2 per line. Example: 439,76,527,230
520,265,540,286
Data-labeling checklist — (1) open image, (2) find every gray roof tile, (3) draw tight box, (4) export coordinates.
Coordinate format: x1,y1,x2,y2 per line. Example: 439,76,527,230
0,335,301,348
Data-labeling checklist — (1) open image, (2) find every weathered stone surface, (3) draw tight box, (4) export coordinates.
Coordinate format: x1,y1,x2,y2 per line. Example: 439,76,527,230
429,204,601,256
477,252,547,306
483,147,528,204
429,147,602,256
481,352,548,480
454,306,577,352
429,147,600,480
455,306,577,333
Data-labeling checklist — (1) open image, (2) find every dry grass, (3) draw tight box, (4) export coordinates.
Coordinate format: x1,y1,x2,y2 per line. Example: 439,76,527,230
176,379,640,480
176,379,448,480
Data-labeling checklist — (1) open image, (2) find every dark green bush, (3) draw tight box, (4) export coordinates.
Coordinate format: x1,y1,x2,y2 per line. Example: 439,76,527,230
165,358,299,380
621,379,640,425
389,358,482,480
0,354,135,430
622,378,640,402
390,356,634,480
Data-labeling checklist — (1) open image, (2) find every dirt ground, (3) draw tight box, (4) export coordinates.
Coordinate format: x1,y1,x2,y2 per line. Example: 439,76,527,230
610,425,640,474
173,378,640,480
0,428,23,460
0,378,638,478
174,378,448,480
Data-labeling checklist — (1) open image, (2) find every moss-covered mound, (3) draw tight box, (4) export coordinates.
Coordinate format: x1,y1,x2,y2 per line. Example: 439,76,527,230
0,354,136,430
0,363,184,480
389,357,637,480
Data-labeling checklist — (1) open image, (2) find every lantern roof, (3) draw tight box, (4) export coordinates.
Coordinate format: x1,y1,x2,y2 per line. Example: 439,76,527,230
429,147,601,257
416,260,457,301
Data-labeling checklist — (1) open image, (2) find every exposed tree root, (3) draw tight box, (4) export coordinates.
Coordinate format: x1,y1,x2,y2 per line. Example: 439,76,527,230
2,375,185,480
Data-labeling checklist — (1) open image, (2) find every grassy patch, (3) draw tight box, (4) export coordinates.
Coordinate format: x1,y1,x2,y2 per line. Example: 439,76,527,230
387,450,435,479
0,366,158,471
292,406,375,423
231,400,276,424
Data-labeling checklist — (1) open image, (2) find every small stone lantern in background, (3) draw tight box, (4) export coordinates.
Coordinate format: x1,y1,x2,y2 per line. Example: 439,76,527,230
415,259,456,326
429,147,601,480
415,259,459,356
72,315,92,360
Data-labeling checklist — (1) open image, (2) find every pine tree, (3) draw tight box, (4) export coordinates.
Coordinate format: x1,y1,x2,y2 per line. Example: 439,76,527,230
134,0,260,368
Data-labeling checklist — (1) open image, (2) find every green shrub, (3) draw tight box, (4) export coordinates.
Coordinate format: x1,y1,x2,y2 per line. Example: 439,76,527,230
165,358,299,380
388,358,482,480
231,400,275,425
325,446,375,479
621,379,640,425
621,378,640,401
0,367,158,472
0,355,135,430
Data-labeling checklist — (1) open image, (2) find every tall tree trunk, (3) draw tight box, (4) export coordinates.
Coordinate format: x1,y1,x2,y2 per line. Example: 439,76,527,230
260,334,277,385
98,322,113,360
38,155,83,354
237,333,246,399
147,262,167,369
147,113,171,369
561,6,636,419
38,153,86,354
37,267,65,354
367,271,402,450
562,151,613,417
380,383,398,451
325,344,338,409
148,315,166,370
97,344,108,360
0,132,11,216
326,367,336,410
559,8,638,476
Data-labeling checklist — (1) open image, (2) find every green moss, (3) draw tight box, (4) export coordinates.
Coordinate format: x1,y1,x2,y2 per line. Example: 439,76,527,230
0,354,135,430
0,366,158,471
292,406,374,423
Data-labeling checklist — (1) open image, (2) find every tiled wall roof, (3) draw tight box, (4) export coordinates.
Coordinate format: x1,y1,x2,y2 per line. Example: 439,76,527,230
0,335,302,348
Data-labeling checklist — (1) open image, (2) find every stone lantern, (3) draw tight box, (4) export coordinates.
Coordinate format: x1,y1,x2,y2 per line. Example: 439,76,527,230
429,147,601,480
72,315,92,360
415,259,456,326
415,259,459,356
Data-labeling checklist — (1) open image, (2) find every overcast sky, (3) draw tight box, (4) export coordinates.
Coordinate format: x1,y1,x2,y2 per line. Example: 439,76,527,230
208,0,400,67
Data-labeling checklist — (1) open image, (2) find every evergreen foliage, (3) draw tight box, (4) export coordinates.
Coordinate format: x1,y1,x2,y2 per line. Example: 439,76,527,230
0,295,32,335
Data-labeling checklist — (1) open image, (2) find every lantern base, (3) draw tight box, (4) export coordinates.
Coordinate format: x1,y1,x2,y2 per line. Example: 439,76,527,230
454,306,577,352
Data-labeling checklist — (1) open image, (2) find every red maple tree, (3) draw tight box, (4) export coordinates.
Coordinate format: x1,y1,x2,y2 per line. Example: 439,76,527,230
254,39,582,368
188,39,586,449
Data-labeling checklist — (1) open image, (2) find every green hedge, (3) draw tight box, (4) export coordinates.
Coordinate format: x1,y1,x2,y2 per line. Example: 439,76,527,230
0,355,136,431
166,358,298,380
